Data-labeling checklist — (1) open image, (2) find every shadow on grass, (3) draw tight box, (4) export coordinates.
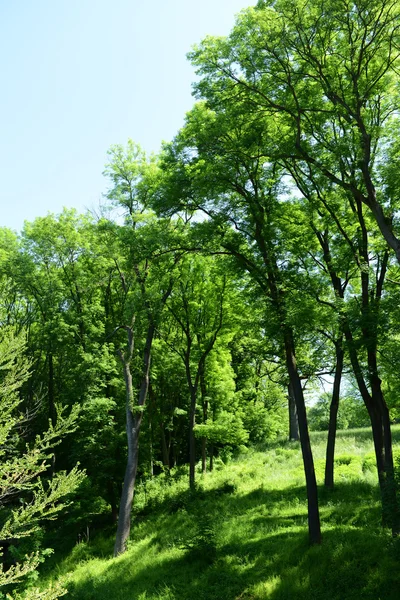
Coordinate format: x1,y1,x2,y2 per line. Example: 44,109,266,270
124,476,383,562
52,426,400,598
64,525,400,600
62,477,395,600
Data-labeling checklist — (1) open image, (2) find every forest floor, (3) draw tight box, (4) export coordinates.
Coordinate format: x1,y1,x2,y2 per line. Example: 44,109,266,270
39,426,400,599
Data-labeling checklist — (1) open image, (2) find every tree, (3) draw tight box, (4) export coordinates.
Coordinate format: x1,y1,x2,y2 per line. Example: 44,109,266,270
1,213,123,524
190,0,400,262
0,327,84,600
172,0,400,536
102,143,182,556
162,253,236,486
155,102,322,544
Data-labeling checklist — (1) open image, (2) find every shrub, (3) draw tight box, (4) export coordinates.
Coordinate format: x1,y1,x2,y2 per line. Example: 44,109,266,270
178,513,217,564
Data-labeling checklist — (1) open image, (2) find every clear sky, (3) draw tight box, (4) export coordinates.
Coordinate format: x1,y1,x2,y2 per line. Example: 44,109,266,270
0,0,252,232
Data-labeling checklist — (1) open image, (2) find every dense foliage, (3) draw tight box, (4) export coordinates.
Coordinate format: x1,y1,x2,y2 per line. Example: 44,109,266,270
1,0,400,596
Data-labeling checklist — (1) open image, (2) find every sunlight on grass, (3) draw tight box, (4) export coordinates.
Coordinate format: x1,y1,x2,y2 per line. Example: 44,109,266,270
37,425,400,600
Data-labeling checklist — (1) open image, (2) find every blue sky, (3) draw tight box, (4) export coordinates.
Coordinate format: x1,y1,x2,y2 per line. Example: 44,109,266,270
0,0,252,232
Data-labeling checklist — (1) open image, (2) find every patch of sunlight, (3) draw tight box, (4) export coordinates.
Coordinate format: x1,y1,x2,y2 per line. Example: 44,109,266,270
249,575,282,599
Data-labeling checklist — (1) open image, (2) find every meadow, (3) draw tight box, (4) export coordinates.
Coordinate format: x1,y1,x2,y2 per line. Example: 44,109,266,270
39,427,400,600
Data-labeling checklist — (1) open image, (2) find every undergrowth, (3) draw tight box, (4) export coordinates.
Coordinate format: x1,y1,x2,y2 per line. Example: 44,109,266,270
36,426,400,599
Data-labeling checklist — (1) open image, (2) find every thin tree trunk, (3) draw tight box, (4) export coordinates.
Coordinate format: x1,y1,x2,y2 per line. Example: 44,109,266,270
111,503,118,525
159,422,170,469
370,370,399,533
148,412,154,478
189,385,197,489
225,221,320,542
201,438,207,474
368,197,400,265
48,352,56,477
200,369,208,474
209,443,214,472
209,406,216,472
114,324,155,557
114,410,141,556
114,353,140,556
107,481,119,524
288,381,299,441
324,339,344,489
316,227,395,525
284,329,321,545
171,440,177,468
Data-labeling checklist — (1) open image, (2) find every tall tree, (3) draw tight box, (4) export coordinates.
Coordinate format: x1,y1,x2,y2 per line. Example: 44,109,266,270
102,142,182,556
162,253,235,487
154,103,322,544
189,0,400,262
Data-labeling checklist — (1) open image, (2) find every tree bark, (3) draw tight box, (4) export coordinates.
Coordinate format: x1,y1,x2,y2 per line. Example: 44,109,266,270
209,443,214,472
114,410,141,556
114,353,140,556
315,225,397,531
369,363,399,533
368,196,400,265
188,384,197,489
223,204,321,543
114,323,155,557
107,481,119,524
48,351,56,477
148,413,154,478
284,329,321,545
288,381,299,441
200,368,208,474
324,339,344,489
201,438,207,474
159,422,170,469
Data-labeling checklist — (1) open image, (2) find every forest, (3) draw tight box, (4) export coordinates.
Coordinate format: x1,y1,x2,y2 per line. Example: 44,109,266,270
1,0,400,598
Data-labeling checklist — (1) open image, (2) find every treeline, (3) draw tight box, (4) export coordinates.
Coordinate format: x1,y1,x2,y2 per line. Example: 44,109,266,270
2,0,400,597
0,204,289,590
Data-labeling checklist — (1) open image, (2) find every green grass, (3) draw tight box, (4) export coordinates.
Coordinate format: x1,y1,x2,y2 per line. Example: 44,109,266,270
38,426,400,599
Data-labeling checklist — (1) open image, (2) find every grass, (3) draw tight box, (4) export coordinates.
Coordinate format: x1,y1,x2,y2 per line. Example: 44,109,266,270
37,426,400,599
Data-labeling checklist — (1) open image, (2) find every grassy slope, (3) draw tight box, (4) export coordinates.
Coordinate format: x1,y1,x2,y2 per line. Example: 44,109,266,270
40,427,400,600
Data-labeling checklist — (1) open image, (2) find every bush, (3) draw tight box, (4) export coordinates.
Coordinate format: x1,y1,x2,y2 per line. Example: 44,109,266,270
178,513,217,564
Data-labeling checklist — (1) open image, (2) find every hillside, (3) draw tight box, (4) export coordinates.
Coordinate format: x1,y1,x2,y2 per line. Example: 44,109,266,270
38,427,400,600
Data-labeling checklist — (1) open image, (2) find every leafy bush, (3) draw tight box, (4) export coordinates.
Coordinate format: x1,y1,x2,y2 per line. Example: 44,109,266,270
334,455,363,480
362,453,377,473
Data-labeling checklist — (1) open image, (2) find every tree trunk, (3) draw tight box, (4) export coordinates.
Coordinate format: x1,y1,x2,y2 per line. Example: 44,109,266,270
201,438,207,474
313,212,396,530
171,440,177,468
284,329,321,545
209,443,214,472
381,403,399,534
114,361,141,556
114,324,155,557
111,503,118,525
368,197,400,265
200,370,208,474
107,481,119,525
189,385,197,489
48,352,56,476
159,422,170,469
114,410,141,556
370,370,399,534
288,381,299,441
148,413,154,478
324,339,344,489
345,323,398,533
